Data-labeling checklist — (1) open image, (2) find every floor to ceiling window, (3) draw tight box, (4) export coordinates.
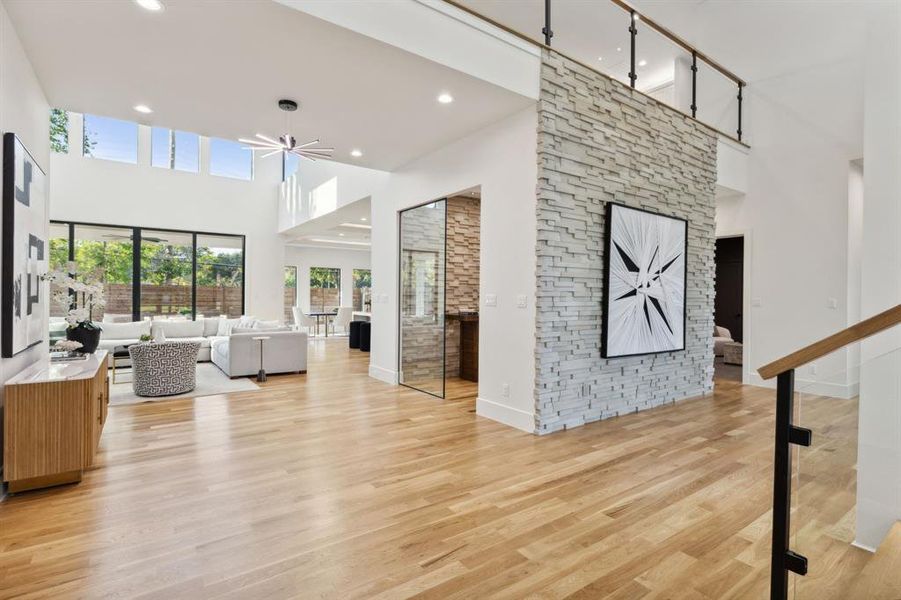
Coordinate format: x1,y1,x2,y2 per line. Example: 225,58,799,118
196,234,244,318
48,222,70,320
74,224,134,322
51,221,244,322
309,267,340,312
140,230,193,320
284,266,297,323
353,268,371,312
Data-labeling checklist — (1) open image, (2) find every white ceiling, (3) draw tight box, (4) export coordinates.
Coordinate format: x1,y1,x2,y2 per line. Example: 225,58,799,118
459,0,873,152
286,197,371,250
6,0,535,171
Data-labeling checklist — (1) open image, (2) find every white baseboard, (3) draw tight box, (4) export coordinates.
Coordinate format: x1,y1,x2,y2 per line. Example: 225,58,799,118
476,397,535,433
852,540,877,553
746,372,859,399
368,364,398,385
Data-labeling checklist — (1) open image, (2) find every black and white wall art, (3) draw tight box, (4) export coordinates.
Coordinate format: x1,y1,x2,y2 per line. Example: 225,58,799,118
602,203,687,358
2,133,48,357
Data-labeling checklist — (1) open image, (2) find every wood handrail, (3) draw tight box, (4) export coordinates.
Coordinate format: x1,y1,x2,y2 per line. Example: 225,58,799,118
757,304,901,380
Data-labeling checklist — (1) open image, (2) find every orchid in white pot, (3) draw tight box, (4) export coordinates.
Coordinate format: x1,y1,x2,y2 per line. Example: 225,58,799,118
43,265,106,353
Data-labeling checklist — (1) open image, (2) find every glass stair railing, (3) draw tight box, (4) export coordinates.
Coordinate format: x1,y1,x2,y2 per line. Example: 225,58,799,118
757,304,901,599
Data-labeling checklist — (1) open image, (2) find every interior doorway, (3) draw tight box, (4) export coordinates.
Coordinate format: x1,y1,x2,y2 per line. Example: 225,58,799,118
714,235,744,382
397,189,481,400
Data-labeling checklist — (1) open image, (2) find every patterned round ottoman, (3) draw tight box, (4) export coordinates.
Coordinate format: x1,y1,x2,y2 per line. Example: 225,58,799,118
129,341,200,397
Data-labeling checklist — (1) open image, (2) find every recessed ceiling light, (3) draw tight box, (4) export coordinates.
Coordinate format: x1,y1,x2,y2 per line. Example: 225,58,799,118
350,149,363,158
340,222,372,229
133,104,153,114
437,93,454,104
616,47,622,52
339,233,345,237
360,217,367,222
135,0,164,11
597,56,603,61
638,59,648,67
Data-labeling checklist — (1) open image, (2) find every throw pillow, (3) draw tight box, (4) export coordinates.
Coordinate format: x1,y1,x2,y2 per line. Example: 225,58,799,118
100,320,152,340
254,319,283,330
217,318,241,336
202,317,221,337
237,316,258,329
152,319,203,339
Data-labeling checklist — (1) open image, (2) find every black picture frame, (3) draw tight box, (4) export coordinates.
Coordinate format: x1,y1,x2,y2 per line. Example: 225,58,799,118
601,202,688,359
2,132,49,357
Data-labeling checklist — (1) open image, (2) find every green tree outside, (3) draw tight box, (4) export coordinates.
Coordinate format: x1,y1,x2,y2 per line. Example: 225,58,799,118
50,108,97,155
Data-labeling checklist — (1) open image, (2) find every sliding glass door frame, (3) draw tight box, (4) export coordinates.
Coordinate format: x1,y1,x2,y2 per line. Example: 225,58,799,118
397,198,448,399
51,219,246,321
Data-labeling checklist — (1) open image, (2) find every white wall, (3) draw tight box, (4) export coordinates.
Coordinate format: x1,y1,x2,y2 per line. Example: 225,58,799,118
285,245,371,313
279,159,388,233
0,0,50,474
370,106,537,432
715,59,862,398
49,114,286,321
856,2,901,551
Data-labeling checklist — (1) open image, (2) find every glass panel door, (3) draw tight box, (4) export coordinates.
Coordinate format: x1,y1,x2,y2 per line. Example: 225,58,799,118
140,229,193,320
73,224,134,323
196,234,244,318
399,199,446,398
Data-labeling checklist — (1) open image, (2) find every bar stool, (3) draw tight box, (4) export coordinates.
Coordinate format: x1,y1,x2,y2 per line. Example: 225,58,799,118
349,320,362,349
359,321,371,352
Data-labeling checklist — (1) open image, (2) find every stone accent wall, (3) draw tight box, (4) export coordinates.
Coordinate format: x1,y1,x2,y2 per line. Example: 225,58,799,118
445,196,480,377
535,49,717,434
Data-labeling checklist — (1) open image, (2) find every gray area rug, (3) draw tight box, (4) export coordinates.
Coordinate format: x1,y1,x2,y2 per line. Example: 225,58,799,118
109,362,259,406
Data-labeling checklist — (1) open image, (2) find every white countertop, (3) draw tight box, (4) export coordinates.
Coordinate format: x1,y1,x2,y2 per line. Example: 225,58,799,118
6,350,108,385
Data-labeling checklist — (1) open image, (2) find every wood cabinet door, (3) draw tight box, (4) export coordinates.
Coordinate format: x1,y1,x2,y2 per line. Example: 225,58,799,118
4,380,92,481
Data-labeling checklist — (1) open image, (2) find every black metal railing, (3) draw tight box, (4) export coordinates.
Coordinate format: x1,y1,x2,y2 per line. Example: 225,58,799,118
538,0,746,143
770,369,811,599
449,0,745,143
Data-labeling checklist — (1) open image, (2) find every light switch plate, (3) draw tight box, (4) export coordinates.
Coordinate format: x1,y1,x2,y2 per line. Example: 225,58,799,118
752,297,762,307
827,298,838,309
485,294,497,307
516,294,527,308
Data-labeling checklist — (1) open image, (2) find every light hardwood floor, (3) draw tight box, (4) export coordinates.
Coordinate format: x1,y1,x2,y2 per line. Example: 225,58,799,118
0,339,897,599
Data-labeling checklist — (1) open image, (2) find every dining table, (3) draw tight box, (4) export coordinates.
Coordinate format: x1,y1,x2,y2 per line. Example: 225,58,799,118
307,311,336,337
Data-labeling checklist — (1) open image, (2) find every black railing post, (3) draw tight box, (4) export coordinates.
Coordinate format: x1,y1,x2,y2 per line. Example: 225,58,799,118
737,82,744,141
628,11,637,88
542,0,553,46
770,369,811,600
690,52,698,118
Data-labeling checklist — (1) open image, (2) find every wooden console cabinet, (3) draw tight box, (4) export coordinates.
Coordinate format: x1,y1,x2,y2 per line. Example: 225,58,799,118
3,351,109,493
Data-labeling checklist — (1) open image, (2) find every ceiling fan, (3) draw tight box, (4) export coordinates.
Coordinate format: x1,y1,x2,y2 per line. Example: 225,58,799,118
239,99,334,162
102,234,168,243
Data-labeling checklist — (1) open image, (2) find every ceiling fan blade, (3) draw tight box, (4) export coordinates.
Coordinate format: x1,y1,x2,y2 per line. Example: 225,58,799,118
260,149,283,158
238,138,277,147
298,147,334,154
295,138,321,149
255,133,282,146
298,151,334,158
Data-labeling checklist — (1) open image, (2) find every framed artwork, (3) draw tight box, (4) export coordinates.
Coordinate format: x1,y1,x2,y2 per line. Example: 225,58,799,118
602,202,687,359
2,133,48,357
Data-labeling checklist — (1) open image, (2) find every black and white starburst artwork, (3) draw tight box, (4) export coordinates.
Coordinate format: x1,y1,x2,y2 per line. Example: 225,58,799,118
602,203,687,358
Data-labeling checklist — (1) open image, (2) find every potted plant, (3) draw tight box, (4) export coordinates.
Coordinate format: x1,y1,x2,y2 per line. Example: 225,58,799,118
44,266,106,354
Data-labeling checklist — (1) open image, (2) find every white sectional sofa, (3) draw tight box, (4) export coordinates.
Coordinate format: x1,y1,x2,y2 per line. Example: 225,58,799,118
210,330,308,378
97,316,307,377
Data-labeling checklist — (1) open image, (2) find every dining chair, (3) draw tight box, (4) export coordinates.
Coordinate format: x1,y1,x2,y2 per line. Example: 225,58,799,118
333,307,353,336
292,307,317,335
